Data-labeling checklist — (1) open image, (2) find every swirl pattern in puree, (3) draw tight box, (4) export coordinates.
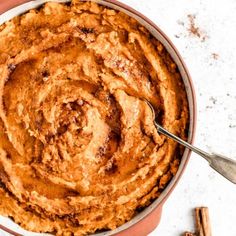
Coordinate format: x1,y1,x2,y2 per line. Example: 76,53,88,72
0,1,189,235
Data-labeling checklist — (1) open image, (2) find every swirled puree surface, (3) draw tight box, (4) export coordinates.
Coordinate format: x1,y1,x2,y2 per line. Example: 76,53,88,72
0,1,189,235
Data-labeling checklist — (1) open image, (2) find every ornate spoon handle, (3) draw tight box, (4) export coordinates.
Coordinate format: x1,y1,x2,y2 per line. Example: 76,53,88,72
155,123,236,184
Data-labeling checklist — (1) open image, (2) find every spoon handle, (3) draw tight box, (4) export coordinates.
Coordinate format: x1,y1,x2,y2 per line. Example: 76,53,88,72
155,123,236,184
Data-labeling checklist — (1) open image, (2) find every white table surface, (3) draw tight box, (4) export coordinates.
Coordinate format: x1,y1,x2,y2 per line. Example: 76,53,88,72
118,0,236,235
1,0,236,236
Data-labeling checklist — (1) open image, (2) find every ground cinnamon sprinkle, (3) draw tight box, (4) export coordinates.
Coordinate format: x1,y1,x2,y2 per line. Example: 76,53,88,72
187,14,201,38
176,14,208,42
212,53,219,60
187,14,207,42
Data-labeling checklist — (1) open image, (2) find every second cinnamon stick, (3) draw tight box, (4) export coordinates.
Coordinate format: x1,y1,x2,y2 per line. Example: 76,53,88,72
195,207,212,236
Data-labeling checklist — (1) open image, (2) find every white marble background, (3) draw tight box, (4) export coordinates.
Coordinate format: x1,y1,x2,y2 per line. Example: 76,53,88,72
1,0,236,236
118,0,236,235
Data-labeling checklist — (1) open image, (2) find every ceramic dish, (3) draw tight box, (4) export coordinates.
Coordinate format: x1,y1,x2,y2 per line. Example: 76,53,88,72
0,1,196,235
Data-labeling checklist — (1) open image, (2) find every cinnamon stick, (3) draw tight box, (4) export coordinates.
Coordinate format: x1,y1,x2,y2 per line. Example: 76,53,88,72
195,207,212,236
184,232,195,236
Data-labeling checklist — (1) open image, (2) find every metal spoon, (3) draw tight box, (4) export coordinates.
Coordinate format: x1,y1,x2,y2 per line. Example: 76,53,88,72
145,100,236,184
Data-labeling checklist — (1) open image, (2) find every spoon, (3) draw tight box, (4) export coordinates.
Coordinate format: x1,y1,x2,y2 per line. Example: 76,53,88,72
144,100,236,184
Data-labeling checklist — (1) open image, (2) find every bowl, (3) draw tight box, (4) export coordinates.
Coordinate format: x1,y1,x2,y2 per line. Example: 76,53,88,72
0,1,196,235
